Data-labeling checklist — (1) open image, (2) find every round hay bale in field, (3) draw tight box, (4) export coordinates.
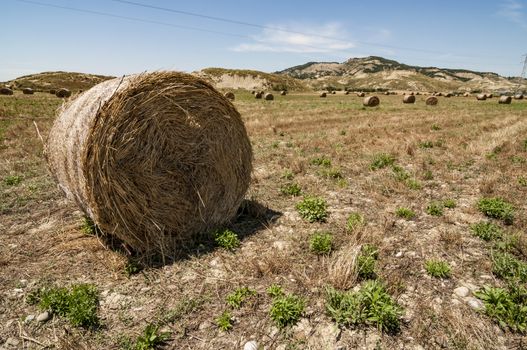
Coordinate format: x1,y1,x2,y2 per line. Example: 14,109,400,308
498,96,512,104
22,88,34,95
357,92,365,97
444,93,452,98
476,94,487,101
264,93,274,100
49,89,56,95
255,92,262,99
403,95,415,103
0,87,14,95
384,91,390,95
415,92,421,95
224,91,235,100
409,92,414,96
436,92,443,97
514,94,524,100
251,90,255,95
320,92,327,98
280,90,287,96
486,93,493,98
464,93,470,97
363,96,380,107
331,91,336,94
345,91,350,95
56,88,71,98
46,71,253,254
425,96,438,105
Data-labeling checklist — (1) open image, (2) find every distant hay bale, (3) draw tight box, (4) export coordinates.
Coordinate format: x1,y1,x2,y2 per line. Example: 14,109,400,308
409,92,414,96
0,87,14,95
280,90,287,96
514,94,524,100
363,96,380,107
345,91,350,95
357,92,365,97
425,96,438,105
463,93,470,97
436,92,443,97
56,88,71,98
476,94,487,101
264,93,274,100
251,90,255,95
255,92,262,99
46,71,253,254
224,91,235,100
444,93,452,98
49,89,56,95
320,92,327,98
415,92,421,95
22,88,34,95
331,91,336,94
485,93,493,98
403,95,415,103
498,96,512,104
384,91,390,95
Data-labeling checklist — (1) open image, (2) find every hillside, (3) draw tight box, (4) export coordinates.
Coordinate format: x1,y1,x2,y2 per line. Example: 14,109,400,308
4,71,114,92
195,68,309,92
277,56,525,92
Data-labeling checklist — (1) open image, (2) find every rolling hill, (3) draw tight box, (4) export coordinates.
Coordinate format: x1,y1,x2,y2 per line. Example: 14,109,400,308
4,71,114,92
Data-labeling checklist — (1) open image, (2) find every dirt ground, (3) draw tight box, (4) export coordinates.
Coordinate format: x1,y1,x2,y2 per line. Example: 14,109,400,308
1,90,526,349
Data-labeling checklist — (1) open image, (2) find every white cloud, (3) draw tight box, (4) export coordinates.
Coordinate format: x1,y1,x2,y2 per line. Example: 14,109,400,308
498,0,527,29
232,22,355,53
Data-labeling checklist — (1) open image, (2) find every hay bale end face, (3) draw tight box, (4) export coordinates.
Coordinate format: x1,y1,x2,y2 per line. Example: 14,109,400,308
485,93,493,98
224,91,235,101
56,88,71,98
0,87,14,95
22,88,34,95
280,90,287,96
46,71,253,254
319,92,327,98
476,94,487,101
514,94,523,100
425,96,438,105
363,96,380,107
264,93,274,100
403,95,415,104
255,92,262,99
357,92,365,97
498,96,512,104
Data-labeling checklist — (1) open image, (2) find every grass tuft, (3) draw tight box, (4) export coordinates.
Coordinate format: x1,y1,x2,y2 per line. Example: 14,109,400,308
309,232,333,255
269,294,305,329
425,259,451,279
370,153,396,170
216,311,233,331
471,221,503,241
357,244,379,280
395,207,415,220
477,197,515,225
215,229,240,251
475,284,527,332
226,287,256,309
296,196,328,223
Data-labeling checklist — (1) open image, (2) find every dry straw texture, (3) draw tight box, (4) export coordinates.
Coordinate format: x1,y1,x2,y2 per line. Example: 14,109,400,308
425,96,438,105
403,95,415,104
498,96,512,104
363,96,380,107
46,71,253,255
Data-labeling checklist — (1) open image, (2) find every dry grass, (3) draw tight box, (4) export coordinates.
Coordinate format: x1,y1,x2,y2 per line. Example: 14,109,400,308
0,90,526,349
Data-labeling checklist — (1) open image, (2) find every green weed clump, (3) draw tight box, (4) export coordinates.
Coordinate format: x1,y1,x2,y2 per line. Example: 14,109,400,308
311,156,332,167
269,294,305,329
3,175,22,186
357,244,379,280
492,252,527,282
346,212,364,232
475,284,527,332
370,153,396,170
477,197,515,225
134,323,170,349
395,207,415,220
309,232,333,255
226,287,256,309
325,280,403,333
216,311,233,331
426,201,444,216
280,182,302,196
296,196,328,223
425,259,451,279
470,222,503,241
215,229,240,251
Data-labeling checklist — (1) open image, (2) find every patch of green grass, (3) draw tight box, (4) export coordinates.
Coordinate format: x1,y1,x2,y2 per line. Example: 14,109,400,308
3,175,22,186
282,169,294,180
470,221,503,241
443,199,457,209
346,212,364,233
419,141,434,149
215,229,240,251
370,153,396,170
518,176,527,187
269,294,305,329
309,232,333,255
395,207,415,220
296,196,328,223
320,167,343,179
426,201,444,216
216,311,233,331
280,182,302,196
477,197,515,225
425,259,451,279
357,244,379,280
226,287,256,309
391,165,410,181
475,284,527,332
431,124,441,131
266,284,284,298
492,252,527,282
311,156,332,167
406,179,422,190
80,216,97,235
423,170,434,180
29,284,99,328
134,323,170,349
124,260,143,277
325,280,403,333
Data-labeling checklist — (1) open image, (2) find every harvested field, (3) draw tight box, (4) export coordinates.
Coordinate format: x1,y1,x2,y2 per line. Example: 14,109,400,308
1,90,527,349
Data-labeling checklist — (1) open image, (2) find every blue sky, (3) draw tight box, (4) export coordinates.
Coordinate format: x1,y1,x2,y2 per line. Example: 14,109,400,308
1,0,526,81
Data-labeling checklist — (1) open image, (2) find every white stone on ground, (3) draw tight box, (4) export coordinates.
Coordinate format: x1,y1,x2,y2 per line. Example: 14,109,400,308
243,340,258,350
36,311,50,322
453,286,470,298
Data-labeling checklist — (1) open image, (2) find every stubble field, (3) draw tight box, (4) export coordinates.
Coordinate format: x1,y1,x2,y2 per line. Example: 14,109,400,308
1,90,526,349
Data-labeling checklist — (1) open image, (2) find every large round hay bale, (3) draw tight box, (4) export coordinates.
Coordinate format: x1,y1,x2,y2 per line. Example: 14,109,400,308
320,92,327,98
476,94,487,101
357,92,365,97
22,87,34,95
280,90,287,96
403,95,415,104
0,87,13,95
514,94,524,100
264,93,274,100
363,96,380,107
46,71,252,254
425,96,438,105
255,92,262,99
56,88,71,98
498,96,512,104
224,91,235,101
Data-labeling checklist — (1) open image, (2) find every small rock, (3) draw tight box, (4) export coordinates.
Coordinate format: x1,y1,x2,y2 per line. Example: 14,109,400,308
36,311,51,322
5,337,19,347
395,251,403,258
13,288,23,294
453,286,470,298
467,297,484,310
243,340,258,350
24,314,35,323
